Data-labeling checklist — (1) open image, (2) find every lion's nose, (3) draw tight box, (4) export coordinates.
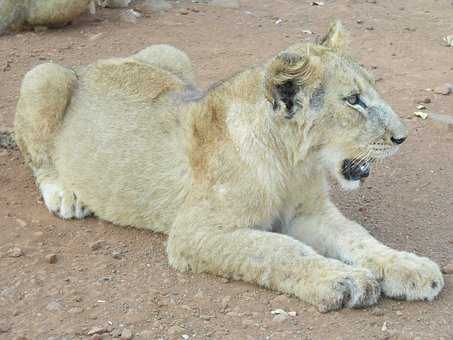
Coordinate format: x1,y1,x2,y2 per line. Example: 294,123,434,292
391,136,407,145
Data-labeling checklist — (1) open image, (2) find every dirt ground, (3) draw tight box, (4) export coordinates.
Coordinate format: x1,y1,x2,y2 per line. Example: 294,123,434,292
1,0,453,339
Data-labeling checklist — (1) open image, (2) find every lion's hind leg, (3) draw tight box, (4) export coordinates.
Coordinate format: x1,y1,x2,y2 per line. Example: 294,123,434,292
15,62,92,220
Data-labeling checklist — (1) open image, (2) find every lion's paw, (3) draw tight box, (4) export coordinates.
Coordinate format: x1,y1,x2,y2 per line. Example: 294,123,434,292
40,181,92,220
313,268,381,313
363,252,444,301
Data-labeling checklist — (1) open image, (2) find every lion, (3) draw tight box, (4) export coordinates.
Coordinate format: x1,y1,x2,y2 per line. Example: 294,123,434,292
0,0,95,35
14,22,444,312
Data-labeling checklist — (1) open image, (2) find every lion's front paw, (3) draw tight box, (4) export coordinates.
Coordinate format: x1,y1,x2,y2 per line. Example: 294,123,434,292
309,267,381,313
363,252,444,301
40,181,92,220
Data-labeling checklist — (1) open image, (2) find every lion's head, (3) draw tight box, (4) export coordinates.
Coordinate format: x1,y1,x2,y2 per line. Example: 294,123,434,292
263,21,408,190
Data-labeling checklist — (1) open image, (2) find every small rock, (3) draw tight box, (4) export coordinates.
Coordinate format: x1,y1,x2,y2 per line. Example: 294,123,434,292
182,335,189,340
444,35,453,47
7,247,23,257
433,84,452,95
120,328,133,339
288,311,297,317
179,10,189,15
416,104,426,110
381,321,388,332
112,251,123,259
270,308,287,315
87,326,108,335
311,1,324,5
396,311,403,316
414,111,428,120
272,313,288,322
90,240,105,251
366,26,374,31
209,0,240,9
45,254,58,264
442,263,453,274
200,315,211,321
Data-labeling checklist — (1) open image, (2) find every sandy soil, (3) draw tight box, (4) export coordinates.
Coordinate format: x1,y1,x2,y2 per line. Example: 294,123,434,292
1,0,453,339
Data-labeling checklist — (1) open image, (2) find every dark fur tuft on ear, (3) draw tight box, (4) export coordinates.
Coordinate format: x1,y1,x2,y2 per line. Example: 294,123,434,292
265,51,321,119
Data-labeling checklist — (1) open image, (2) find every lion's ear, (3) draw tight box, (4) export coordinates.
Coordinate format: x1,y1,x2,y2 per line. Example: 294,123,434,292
265,51,321,119
320,20,349,51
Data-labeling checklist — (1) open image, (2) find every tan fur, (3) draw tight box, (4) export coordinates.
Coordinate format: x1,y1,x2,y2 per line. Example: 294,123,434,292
0,0,94,35
15,24,444,312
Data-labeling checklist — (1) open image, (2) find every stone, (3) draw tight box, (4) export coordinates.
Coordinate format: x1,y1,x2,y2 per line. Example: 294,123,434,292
45,254,58,264
7,247,23,257
209,0,240,9
272,313,288,322
442,262,453,274
433,84,452,95
288,311,297,317
87,326,108,335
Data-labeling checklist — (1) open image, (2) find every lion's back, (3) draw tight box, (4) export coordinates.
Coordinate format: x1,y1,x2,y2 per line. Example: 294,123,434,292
53,58,193,232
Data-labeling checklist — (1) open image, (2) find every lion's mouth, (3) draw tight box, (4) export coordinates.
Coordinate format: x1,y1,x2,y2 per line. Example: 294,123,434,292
342,159,370,181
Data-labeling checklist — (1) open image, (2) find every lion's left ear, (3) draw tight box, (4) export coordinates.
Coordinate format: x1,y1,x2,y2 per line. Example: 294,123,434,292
265,51,321,119
320,20,349,51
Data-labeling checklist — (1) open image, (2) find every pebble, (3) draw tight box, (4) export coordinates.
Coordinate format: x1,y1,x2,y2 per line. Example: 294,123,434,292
121,328,133,339
45,254,58,264
90,240,105,251
396,311,403,316
7,247,24,257
288,311,297,317
87,326,107,335
442,262,453,274
381,321,388,332
182,335,189,340
112,251,123,259
433,84,452,95
272,313,288,322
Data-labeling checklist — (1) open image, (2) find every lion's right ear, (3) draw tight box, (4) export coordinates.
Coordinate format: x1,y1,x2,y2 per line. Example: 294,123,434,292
265,51,321,119
320,20,349,51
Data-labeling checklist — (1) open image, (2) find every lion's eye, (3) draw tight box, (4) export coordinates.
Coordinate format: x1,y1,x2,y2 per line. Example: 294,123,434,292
346,94,359,105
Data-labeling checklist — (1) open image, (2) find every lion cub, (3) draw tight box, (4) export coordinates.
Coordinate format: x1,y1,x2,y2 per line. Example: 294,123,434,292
0,0,95,35
15,22,443,312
